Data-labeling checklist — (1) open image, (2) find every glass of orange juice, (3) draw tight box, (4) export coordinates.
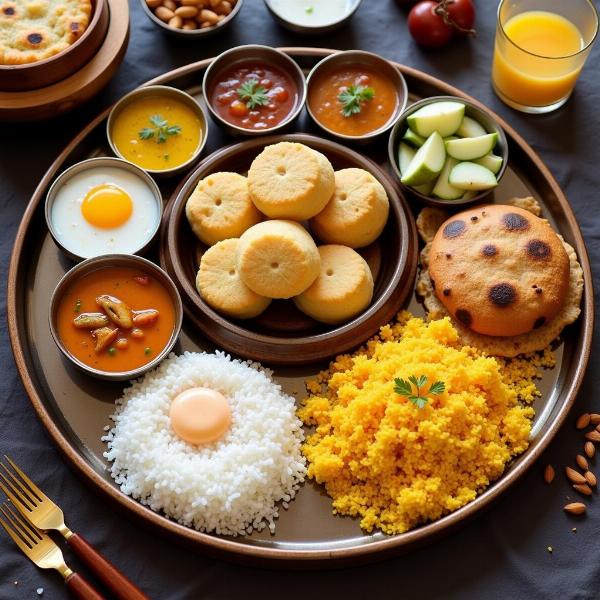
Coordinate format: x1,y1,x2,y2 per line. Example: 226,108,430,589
492,0,598,113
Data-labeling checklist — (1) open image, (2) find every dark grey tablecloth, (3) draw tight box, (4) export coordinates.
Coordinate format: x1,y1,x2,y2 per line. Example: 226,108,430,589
2,1,600,598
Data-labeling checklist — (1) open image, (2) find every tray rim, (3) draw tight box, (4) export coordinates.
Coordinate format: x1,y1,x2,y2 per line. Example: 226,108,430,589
7,47,595,567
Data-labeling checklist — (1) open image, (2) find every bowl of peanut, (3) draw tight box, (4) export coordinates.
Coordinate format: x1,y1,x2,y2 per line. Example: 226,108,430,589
140,0,243,36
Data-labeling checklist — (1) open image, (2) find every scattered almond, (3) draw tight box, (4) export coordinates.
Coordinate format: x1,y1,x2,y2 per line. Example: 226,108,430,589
565,466,587,485
585,441,596,458
573,483,592,496
591,413,600,425
576,413,591,429
585,430,600,442
564,502,586,515
585,471,597,486
544,464,555,484
576,455,589,470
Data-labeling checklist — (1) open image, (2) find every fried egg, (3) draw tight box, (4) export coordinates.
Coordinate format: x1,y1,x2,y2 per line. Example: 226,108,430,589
50,166,160,259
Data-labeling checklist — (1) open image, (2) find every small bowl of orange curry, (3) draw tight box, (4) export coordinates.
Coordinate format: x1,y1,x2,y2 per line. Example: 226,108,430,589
306,51,407,143
50,254,183,381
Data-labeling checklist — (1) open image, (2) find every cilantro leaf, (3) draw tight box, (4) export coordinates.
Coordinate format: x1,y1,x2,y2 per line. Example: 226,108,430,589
393,378,412,397
394,374,445,409
338,85,375,118
138,114,182,144
138,127,155,140
428,381,446,395
149,114,167,128
237,79,269,110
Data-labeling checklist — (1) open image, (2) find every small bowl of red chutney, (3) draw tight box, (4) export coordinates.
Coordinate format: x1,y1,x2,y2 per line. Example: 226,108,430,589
203,45,307,136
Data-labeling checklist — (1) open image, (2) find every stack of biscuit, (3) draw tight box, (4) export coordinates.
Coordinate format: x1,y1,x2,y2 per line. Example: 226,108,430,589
185,141,390,325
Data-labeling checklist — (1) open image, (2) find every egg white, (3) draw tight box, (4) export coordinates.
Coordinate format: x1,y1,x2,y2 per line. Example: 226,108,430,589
51,167,160,259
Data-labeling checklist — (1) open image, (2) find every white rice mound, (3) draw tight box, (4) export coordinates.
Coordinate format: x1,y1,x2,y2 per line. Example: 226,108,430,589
102,351,307,536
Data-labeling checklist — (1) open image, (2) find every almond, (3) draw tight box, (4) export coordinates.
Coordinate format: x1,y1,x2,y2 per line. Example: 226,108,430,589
585,441,596,458
591,413,600,425
585,430,600,442
576,455,589,470
585,471,597,486
573,483,592,496
544,464,555,484
564,502,586,515
576,413,591,429
565,466,587,485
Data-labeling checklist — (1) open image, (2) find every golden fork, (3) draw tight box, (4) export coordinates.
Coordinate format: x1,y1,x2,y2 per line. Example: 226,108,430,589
0,456,149,600
0,502,105,599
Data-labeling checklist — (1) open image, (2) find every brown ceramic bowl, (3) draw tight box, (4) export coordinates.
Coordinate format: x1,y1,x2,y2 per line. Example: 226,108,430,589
388,96,509,207
0,0,109,92
202,45,307,137
163,133,418,366
306,50,408,144
49,254,183,381
139,0,244,38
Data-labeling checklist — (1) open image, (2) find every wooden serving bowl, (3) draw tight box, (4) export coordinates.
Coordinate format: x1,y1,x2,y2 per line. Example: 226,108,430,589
0,0,109,92
163,133,418,366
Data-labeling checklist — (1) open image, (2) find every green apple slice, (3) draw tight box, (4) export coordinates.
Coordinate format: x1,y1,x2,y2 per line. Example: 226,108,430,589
398,142,416,175
432,157,463,200
449,162,498,190
414,181,435,195
401,131,446,186
461,190,478,200
456,115,487,138
474,153,503,175
446,133,499,161
407,101,465,138
402,128,426,148
444,136,459,143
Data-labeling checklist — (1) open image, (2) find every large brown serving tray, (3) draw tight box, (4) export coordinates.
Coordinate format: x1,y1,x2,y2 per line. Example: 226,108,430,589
8,49,594,567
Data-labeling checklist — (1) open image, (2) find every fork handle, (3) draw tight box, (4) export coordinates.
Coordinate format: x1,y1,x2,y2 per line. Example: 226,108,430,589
66,572,106,600
68,533,150,600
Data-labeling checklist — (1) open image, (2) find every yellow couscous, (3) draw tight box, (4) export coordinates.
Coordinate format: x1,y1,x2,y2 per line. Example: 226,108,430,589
299,313,554,535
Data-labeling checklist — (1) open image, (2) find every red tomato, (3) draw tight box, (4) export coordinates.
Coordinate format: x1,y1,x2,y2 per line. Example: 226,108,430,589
229,100,248,117
446,0,476,33
408,1,453,47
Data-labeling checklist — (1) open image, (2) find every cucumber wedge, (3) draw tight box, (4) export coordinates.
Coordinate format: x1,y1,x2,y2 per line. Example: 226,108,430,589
407,101,465,138
449,162,498,191
446,133,498,161
456,115,487,138
401,131,446,187
432,157,463,200
403,128,426,148
474,153,503,175
398,142,416,175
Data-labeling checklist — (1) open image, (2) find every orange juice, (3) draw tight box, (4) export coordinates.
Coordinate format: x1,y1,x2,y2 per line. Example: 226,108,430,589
493,11,584,107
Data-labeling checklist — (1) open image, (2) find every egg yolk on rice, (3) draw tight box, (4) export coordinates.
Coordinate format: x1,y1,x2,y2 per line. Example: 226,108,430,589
299,314,554,535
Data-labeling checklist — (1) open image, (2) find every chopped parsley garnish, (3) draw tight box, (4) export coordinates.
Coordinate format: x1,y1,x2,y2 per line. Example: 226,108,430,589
394,375,445,409
338,85,375,117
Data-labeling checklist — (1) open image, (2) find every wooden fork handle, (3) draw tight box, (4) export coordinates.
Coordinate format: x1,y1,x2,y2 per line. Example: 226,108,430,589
68,533,150,600
65,572,106,600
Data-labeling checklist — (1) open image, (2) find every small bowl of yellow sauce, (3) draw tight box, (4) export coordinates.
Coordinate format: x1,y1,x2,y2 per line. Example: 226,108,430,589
107,85,208,177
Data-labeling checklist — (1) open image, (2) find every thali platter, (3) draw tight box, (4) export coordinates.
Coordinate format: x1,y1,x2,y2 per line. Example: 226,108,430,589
8,49,594,567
